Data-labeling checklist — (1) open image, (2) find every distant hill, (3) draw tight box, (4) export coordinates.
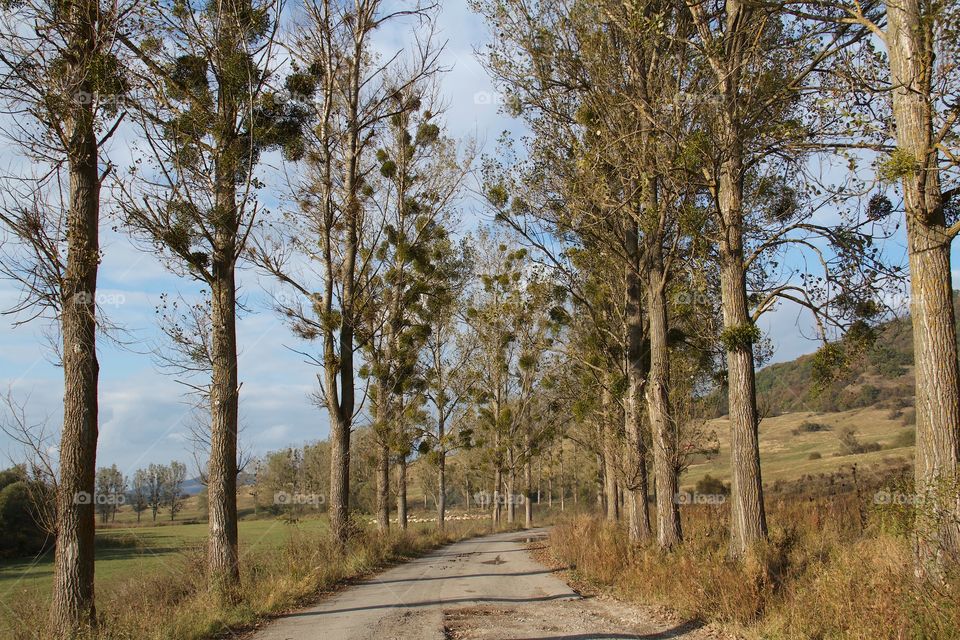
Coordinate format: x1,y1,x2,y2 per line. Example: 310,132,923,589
725,293,960,417
682,294,960,490
180,471,255,496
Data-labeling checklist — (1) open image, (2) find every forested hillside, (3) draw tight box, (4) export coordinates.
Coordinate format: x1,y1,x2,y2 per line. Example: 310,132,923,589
749,295,960,416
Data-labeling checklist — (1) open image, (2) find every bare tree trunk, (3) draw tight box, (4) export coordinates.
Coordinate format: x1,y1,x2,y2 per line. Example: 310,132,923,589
374,386,390,534
624,219,652,542
50,69,100,633
602,414,619,522
492,467,502,527
207,259,240,598
646,255,682,549
437,450,446,531
397,455,408,530
536,458,542,504
559,448,565,511
325,39,361,546
719,157,767,558
886,0,960,578
596,453,604,511
328,412,351,543
524,440,533,529
506,463,516,524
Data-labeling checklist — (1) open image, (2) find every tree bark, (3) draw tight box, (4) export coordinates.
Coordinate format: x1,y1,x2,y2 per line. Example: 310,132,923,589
374,385,390,533
624,219,652,542
207,245,240,598
50,44,100,632
602,399,620,522
524,434,533,528
492,466,502,527
886,0,960,578
719,157,767,558
437,451,446,531
397,455,408,530
506,462,516,524
646,253,682,549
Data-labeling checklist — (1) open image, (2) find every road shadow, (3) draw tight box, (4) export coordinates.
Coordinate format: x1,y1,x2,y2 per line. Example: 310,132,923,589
368,568,556,585
280,593,580,618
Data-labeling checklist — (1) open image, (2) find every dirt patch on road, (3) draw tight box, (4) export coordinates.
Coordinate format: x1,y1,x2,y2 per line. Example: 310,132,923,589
442,598,723,639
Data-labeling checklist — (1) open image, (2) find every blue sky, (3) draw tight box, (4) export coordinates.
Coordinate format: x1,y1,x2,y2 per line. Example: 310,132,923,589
0,0,948,478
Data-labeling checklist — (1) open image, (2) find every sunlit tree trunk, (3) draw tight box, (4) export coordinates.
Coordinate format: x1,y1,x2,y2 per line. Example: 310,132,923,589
646,248,681,549
719,156,767,558
624,219,652,541
397,455,408,530
886,0,960,578
50,20,100,627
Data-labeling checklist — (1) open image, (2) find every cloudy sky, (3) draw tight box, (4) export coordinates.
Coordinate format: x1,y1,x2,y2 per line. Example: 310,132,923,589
0,0,939,478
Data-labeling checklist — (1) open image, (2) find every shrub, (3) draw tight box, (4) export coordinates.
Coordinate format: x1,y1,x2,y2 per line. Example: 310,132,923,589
808,452,822,460
890,429,916,449
694,474,730,496
0,467,52,558
837,427,882,455
792,421,831,435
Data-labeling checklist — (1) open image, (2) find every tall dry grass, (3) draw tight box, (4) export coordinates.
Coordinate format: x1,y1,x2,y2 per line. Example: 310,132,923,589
550,490,960,639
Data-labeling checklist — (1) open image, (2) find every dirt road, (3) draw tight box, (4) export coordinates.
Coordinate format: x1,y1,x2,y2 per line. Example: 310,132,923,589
250,529,717,640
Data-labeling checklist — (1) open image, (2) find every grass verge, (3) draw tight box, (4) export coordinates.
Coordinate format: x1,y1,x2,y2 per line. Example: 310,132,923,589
547,492,960,639
3,518,494,640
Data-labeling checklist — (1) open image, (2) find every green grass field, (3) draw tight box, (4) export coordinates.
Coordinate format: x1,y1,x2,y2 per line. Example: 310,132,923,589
0,515,328,623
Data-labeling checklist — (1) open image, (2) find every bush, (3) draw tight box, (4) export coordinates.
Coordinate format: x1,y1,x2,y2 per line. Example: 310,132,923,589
890,428,916,449
694,474,730,496
808,452,822,460
792,421,831,435
837,427,883,455
0,468,51,558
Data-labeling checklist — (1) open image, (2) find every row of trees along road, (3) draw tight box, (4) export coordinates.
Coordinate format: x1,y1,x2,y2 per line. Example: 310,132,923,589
0,0,957,636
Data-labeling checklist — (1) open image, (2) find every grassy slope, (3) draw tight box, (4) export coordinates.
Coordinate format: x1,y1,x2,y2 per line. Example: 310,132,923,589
683,299,944,490
682,406,914,490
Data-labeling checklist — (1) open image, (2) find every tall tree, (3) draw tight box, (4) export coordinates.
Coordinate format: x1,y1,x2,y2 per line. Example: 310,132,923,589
0,0,127,631
681,0,884,558
419,239,475,531
119,0,306,595
364,91,470,532
251,0,441,544
131,469,149,523
791,0,960,578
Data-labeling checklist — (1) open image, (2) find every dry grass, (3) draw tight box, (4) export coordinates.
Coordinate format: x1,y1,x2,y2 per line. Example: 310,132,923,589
549,492,960,639
4,520,493,640
685,407,915,489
